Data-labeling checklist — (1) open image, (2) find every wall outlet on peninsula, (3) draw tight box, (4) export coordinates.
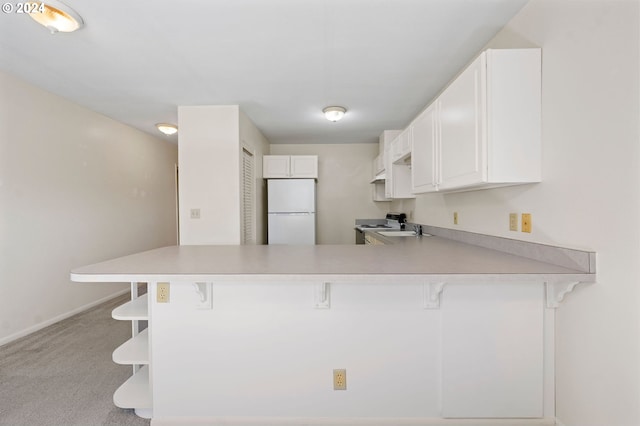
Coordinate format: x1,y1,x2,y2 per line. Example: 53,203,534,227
157,282,170,303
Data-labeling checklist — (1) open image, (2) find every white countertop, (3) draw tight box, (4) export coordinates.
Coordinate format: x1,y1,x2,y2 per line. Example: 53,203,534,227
70,234,595,283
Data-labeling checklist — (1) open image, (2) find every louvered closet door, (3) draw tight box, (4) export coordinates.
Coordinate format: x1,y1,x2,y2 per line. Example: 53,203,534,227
242,147,255,244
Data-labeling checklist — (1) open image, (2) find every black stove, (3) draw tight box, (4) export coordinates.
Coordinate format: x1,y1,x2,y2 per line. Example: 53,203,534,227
355,213,408,244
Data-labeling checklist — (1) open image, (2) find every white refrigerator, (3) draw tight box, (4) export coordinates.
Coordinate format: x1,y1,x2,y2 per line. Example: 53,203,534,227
267,179,316,245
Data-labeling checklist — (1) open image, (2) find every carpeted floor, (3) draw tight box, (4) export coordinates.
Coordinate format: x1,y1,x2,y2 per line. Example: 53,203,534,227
0,294,151,426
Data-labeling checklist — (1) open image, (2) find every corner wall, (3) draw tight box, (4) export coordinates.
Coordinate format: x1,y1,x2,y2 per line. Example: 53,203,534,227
0,70,178,345
393,1,640,424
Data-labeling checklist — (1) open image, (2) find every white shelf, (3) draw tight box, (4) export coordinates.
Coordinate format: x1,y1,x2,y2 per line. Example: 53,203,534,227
113,365,151,409
113,329,149,365
112,294,148,320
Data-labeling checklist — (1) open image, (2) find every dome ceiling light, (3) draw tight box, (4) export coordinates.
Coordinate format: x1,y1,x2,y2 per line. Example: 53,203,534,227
323,106,347,122
28,1,84,34
156,123,178,136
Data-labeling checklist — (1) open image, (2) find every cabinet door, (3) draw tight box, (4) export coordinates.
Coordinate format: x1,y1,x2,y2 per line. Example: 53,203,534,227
391,163,415,199
263,155,291,178
385,147,414,199
392,129,411,164
411,103,438,193
390,135,401,163
400,128,411,155
290,155,318,178
438,54,486,190
442,283,544,418
384,149,393,198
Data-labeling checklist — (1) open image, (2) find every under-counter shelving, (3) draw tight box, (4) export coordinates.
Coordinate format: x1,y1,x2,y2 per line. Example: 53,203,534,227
113,366,151,411
112,293,148,320
111,288,151,419
113,328,149,365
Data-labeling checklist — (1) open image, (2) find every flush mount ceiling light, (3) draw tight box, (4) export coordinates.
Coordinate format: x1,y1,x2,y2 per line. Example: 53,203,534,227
28,0,84,34
323,106,347,122
156,123,178,136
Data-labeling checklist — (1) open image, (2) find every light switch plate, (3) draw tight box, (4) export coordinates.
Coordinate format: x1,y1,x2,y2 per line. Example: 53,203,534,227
509,213,518,231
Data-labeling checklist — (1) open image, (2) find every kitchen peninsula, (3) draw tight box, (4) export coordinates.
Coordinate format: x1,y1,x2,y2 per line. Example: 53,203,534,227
71,228,595,426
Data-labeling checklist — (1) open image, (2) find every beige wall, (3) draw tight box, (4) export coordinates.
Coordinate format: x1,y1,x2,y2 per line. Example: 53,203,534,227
271,144,389,244
393,1,640,424
0,70,178,345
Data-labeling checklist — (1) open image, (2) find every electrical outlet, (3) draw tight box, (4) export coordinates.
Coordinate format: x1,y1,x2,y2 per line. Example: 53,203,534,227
190,208,200,219
333,369,347,390
522,213,532,233
509,213,518,231
453,212,458,225
157,282,170,303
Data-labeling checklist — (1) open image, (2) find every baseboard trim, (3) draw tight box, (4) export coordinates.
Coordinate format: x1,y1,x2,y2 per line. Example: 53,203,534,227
151,417,557,426
554,419,566,426
0,288,130,347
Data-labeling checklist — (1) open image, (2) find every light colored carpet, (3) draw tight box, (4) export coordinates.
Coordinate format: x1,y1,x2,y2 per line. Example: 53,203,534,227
0,293,151,426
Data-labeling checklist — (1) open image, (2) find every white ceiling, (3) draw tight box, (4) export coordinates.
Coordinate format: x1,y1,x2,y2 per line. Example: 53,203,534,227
0,0,528,144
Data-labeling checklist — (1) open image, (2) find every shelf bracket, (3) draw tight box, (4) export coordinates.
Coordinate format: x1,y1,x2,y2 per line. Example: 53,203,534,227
314,282,331,309
423,282,446,309
545,280,582,308
193,282,213,310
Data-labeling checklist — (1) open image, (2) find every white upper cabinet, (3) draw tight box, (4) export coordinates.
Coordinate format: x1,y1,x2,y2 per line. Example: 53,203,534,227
411,103,438,193
290,155,318,178
411,48,541,193
385,142,415,200
370,130,401,201
263,155,318,178
391,128,412,164
263,155,290,178
438,53,485,189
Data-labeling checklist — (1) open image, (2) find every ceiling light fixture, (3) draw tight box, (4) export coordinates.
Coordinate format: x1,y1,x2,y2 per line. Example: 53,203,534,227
323,106,347,122
156,123,178,136
28,0,84,34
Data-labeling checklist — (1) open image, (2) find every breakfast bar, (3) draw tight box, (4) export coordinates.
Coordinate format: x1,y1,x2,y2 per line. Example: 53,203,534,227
71,229,596,426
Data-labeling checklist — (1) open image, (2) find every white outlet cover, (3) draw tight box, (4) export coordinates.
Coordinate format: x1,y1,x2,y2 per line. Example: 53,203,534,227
190,208,200,219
